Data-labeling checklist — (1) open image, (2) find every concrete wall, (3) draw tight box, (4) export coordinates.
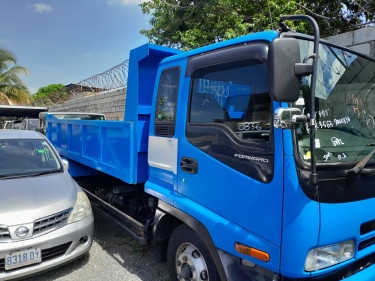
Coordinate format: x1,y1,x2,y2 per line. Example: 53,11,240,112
326,26,375,58
49,88,126,121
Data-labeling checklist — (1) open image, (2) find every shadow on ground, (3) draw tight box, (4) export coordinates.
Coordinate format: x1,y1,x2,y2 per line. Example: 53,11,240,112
23,208,169,281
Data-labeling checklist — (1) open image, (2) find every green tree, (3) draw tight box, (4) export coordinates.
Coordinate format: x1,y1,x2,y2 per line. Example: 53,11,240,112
33,83,67,100
140,0,375,50
33,84,69,106
0,48,31,105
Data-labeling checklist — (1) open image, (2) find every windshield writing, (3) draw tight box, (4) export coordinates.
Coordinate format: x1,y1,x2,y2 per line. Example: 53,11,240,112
296,39,375,164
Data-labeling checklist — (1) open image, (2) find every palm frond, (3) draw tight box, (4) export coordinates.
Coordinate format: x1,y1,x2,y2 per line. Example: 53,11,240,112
0,49,17,72
0,47,30,105
0,92,14,105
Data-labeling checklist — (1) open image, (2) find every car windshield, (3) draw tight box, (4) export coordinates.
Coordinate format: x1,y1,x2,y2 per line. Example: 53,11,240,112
0,139,61,177
295,39,375,164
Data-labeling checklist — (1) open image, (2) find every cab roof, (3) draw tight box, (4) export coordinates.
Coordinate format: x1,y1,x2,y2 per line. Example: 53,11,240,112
161,30,279,64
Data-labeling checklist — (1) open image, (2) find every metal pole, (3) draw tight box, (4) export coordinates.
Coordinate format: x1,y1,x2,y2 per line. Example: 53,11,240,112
280,15,320,185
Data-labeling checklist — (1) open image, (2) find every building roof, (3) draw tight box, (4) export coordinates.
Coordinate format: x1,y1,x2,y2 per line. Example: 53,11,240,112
0,105,47,118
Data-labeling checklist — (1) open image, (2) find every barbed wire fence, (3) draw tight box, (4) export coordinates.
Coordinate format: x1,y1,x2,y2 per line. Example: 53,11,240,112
33,60,129,106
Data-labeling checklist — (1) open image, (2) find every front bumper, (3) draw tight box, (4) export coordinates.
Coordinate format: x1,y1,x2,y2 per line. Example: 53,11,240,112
218,248,375,281
342,262,375,281
0,212,94,280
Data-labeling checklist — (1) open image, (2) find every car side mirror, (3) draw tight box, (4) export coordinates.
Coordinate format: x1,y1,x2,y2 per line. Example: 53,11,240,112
61,159,69,171
274,108,307,129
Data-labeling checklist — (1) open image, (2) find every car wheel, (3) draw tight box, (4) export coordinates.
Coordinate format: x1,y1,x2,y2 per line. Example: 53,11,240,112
167,224,220,281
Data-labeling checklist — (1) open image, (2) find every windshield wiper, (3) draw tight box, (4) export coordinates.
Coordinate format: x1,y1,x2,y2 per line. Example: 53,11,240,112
0,169,61,180
27,169,62,177
347,144,375,176
0,174,34,180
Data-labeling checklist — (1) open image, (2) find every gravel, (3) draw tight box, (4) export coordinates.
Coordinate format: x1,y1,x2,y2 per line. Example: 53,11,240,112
23,208,169,281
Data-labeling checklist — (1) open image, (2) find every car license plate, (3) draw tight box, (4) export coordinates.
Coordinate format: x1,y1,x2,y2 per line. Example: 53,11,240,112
5,248,41,270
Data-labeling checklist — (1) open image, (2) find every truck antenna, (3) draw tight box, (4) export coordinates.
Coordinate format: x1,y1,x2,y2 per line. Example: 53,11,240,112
279,20,291,32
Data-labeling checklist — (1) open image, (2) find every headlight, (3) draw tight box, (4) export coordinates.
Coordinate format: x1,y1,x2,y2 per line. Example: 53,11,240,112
67,191,92,224
305,240,355,272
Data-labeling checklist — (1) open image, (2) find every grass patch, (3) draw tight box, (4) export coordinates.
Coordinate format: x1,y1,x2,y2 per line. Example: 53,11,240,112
121,235,145,255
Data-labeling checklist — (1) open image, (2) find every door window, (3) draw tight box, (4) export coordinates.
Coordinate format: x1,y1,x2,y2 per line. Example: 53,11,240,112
189,59,271,143
155,67,181,137
186,58,274,182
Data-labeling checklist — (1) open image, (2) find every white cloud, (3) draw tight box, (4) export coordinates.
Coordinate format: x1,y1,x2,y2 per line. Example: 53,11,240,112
33,3,53,14
81,52,93,58
107,0,145,6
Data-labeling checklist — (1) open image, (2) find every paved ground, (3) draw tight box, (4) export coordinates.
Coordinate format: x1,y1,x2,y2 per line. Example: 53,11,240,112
24,208,169,281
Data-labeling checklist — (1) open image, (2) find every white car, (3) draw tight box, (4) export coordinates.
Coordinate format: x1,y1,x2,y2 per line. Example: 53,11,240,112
0,130,94,280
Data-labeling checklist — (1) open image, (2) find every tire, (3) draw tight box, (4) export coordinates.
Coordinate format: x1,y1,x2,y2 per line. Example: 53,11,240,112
167,224,220,281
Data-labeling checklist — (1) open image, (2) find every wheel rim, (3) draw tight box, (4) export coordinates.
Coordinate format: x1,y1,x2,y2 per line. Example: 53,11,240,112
175,243,209,281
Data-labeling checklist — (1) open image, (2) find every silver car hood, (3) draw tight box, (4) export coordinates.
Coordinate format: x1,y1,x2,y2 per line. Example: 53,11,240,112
0,172,77,226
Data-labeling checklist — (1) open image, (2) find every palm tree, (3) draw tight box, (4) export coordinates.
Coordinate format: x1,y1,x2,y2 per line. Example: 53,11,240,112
0,48,31,105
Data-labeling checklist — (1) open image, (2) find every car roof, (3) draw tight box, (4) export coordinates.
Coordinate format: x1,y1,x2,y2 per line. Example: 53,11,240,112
0,130,45,140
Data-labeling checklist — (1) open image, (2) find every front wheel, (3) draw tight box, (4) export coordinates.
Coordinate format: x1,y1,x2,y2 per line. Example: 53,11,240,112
167,224,220,281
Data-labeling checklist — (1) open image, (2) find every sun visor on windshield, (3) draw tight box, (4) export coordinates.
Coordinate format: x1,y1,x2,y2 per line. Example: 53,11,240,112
185,42,269,77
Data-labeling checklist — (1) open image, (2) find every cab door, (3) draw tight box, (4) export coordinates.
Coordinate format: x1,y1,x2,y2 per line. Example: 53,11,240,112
177,43,284,246
148,63,184,189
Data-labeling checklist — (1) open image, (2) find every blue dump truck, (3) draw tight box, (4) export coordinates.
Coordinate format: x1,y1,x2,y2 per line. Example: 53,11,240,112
45,16,375,280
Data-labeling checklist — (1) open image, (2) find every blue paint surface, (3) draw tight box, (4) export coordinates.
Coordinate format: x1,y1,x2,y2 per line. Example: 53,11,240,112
48,119,135,183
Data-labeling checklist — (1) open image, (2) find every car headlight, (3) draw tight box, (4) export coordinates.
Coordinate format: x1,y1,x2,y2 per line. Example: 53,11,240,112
67,191,92,224
305,240,355,272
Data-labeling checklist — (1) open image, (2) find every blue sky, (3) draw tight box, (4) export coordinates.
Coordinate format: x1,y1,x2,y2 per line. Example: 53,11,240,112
0,0,150,94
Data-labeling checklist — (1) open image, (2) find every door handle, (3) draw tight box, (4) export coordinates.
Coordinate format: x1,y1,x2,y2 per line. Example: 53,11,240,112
180,157,198,174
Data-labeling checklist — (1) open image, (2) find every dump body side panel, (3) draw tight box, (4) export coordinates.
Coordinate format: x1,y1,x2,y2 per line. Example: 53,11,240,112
47,119,135,183
46,44,182,184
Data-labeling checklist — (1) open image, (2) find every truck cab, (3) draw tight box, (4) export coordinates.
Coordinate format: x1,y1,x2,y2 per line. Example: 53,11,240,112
146,29,375,280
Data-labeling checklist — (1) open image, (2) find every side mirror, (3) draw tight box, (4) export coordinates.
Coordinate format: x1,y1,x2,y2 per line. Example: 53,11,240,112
61,158,69,171
267,38,301,103
274,108,307,129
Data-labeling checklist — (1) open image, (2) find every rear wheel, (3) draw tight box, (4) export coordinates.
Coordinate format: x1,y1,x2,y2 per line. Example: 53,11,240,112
167,224,220,281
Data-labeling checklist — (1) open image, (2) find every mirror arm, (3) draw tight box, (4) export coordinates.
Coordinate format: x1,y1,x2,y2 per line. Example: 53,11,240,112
295,53,316,76
292,114,308,124
295,63,313,76
280,15,320,188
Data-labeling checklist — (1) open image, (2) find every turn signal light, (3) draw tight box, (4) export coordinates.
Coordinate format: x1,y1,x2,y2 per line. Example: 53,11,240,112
235,242,270,262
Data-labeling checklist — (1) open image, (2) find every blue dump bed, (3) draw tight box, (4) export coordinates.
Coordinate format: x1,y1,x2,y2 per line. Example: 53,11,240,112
47,44,182,184
47,119,135,182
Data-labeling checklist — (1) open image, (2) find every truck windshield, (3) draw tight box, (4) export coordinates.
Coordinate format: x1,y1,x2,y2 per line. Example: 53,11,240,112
0,139,61,177
295,39,375,164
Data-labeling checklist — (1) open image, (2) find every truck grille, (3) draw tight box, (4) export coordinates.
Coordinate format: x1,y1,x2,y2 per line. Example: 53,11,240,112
155,124,175,137
33,208,73,237
359,236,375,251
361,219,375,235
0,226,10,242
0,242,72,272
